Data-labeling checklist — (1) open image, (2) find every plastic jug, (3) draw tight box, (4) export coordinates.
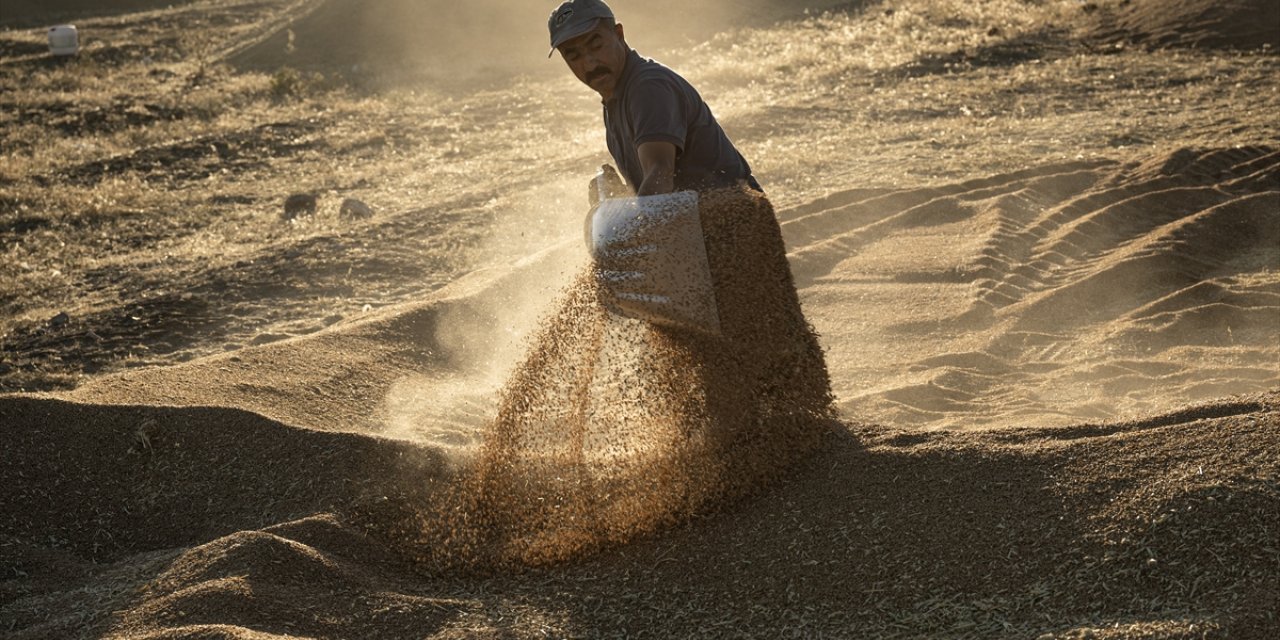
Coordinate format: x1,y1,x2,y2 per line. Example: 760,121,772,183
48,25,79,56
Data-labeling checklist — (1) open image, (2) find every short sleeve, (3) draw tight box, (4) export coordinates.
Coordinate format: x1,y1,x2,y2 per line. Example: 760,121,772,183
627,76,687,154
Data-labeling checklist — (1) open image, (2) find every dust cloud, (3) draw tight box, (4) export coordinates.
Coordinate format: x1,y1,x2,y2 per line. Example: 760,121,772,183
381,177,587,450
227,0,858,85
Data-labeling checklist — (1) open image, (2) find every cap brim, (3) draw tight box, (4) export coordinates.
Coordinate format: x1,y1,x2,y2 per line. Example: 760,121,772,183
547,19,601,58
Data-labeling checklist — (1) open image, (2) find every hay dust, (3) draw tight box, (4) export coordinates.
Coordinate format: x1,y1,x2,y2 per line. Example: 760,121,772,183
359,186,835,569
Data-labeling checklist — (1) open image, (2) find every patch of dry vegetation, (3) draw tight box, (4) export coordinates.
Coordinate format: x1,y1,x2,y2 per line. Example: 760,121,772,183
0,2,604,389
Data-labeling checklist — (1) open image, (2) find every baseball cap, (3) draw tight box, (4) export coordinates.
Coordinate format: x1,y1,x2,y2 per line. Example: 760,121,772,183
547,0,615,57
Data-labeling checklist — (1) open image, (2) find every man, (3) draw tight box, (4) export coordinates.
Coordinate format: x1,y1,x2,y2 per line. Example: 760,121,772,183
545,0,835,498
548,0,762,197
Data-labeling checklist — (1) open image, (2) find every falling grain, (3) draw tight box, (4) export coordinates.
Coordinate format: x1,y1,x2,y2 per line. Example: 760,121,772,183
376,186,835,570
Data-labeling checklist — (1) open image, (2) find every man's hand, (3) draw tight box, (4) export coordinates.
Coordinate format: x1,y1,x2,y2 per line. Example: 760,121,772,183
588,164,627,207
636,142,677,196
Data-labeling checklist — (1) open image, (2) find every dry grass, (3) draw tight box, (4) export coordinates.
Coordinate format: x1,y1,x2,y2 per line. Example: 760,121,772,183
3,0,1276,390
679,0,1280,204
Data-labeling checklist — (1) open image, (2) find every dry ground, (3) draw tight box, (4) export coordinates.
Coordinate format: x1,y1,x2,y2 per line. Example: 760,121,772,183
2,0,1278,638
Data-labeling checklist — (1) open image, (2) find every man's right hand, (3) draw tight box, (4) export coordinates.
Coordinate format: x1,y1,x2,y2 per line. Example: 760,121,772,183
589,164,627,207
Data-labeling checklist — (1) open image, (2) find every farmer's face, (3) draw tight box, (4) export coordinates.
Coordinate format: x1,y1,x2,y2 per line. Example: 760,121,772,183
558,21,628,99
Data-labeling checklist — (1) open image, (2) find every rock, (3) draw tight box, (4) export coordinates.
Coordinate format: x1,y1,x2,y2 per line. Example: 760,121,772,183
339,197,374,219
283,193,318,220
49,311,70,328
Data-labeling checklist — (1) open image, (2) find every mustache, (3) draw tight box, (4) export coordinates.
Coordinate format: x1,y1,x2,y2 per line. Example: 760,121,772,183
585,67,612,83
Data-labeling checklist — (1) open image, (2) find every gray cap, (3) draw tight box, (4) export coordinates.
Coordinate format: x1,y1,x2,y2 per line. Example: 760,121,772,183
547,0,615,57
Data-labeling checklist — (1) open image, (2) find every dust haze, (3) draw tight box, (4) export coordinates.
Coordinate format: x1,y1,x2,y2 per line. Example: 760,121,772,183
382,178,587,449
227,0,859,86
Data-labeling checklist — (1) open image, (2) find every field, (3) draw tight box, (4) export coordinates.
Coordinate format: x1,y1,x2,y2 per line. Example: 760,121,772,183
2,0,1278,638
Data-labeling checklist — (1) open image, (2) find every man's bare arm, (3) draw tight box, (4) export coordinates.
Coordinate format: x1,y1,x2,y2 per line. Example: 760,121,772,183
636,141,677,196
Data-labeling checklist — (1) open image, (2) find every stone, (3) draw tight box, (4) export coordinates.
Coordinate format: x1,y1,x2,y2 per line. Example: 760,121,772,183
283,193,318,220
339,197,374,219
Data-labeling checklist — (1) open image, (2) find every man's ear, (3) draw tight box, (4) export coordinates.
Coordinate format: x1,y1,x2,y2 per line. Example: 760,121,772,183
615,22,625,43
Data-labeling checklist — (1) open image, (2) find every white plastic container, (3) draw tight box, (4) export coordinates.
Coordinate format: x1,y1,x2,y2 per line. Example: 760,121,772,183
48,25,79,56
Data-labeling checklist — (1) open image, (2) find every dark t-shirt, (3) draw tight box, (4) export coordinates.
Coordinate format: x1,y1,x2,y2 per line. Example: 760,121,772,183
604,49,755,193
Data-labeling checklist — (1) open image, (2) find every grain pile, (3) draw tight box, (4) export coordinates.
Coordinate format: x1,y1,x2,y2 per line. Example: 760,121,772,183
370,186,836,569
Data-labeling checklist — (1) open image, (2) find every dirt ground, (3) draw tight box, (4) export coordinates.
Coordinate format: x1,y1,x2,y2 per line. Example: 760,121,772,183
2,0,1278,638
